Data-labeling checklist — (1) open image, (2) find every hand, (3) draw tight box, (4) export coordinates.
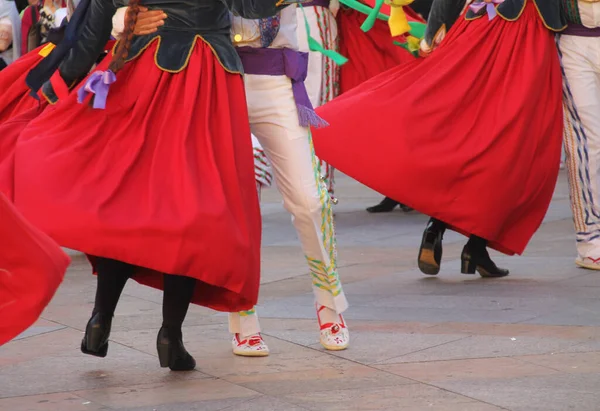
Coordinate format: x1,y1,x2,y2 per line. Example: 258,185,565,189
134,7,167,36
418,39,432,58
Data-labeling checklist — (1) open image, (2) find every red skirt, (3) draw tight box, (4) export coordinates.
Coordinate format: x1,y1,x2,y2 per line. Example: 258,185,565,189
0,46,46,124
337,8,418,94
0,107,44,201
313,3,563,255
12,40,261,312
0,193,70,346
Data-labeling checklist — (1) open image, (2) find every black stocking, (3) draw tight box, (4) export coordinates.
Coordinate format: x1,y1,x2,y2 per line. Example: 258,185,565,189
92,258,134,316
428,217,447,234
162,274,196,338
466,235,487,252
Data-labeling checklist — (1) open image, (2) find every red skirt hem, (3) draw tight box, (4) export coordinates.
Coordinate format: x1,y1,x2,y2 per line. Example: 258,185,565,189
12,41,261,312
314,4,563,255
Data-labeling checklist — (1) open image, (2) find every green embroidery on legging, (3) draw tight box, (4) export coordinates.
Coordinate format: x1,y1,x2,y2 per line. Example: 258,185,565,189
239,308,256,316
305,132,342,297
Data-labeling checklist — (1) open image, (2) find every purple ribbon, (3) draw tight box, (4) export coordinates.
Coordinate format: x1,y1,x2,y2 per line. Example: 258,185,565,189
236,46,328,128
469,0,504,21
77,70,117,110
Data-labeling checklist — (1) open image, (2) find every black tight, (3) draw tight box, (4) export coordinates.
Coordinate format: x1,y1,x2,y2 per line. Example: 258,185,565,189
162,274,196,336
466,234,487,250
429,217,447,234
92,258,133,316
428,217,488,248
92,258,196,331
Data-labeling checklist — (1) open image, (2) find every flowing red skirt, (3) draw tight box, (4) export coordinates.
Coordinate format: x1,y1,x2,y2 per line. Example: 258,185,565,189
12,39,261,312
0,193,70,346
313,3,563,255
337,8,418,94
0,46,46,124
0,107,44,201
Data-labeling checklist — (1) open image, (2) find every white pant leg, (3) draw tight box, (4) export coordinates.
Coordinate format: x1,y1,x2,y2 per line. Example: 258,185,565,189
296,5,339,197
229,136,271,336
229,308,261,336
228,73,348,336
247,73,347,312
560,34,600,259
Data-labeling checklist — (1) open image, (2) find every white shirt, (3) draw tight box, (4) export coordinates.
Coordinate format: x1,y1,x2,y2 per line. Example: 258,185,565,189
230,5,299,50
54,8,68,27
578,0,600,28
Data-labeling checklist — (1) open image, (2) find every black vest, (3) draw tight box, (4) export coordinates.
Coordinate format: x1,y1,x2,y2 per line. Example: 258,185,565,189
466,0,566,31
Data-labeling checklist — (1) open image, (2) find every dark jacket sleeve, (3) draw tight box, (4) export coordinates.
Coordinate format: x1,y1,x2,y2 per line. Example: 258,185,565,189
223,0,303,19
41,0,117,103
421,0,466,51
409,0,434,20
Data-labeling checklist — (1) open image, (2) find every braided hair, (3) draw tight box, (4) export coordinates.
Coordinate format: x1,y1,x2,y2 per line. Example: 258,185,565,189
108,0,141,73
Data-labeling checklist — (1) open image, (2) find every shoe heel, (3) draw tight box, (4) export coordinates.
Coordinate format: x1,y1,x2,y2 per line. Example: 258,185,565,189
81,314,111,357
157,342,170,368
461,256,476,274
86,326,106,352
81,338,108,357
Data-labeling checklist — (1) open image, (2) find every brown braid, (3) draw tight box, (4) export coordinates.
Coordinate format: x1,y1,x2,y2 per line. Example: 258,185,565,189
108,0,142,73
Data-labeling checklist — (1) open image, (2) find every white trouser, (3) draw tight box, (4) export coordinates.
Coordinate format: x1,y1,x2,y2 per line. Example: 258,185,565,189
296,5,339,198
559,34,600,259
229,74,348,336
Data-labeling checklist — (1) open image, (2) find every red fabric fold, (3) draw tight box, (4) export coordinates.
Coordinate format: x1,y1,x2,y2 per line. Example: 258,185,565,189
314,3,563,255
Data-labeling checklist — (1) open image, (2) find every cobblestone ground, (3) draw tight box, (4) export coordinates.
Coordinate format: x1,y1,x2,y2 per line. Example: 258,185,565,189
2,171,599,411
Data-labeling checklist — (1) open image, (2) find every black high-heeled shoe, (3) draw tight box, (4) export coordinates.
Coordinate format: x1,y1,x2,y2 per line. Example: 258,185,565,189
461,244,509,278
81,312,112,358
366,197,399,213
418,219,445,275
156,326,196,371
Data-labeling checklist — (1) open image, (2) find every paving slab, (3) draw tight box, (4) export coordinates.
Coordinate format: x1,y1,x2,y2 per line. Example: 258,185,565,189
2,171,600,410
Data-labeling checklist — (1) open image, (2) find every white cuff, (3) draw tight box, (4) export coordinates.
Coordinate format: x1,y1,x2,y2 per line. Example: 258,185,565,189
111,7,127,39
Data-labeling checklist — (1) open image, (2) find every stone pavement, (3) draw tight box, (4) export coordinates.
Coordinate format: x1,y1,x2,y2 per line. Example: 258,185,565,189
2,171,600,411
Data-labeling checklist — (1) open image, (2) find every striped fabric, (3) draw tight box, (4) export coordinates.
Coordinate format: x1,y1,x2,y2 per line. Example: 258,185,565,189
252,134,273,188
558,36,600,243
562,0,583,24
312,6,340,198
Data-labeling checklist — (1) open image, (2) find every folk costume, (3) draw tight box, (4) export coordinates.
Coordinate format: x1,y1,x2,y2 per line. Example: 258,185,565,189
312,0,566,276
0,0,112,125
7,0,299,371
560,0,600,270
229,4,349,356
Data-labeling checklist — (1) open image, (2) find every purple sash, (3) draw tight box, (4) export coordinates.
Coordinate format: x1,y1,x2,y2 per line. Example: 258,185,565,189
563,24,600,37
237,46,328,128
